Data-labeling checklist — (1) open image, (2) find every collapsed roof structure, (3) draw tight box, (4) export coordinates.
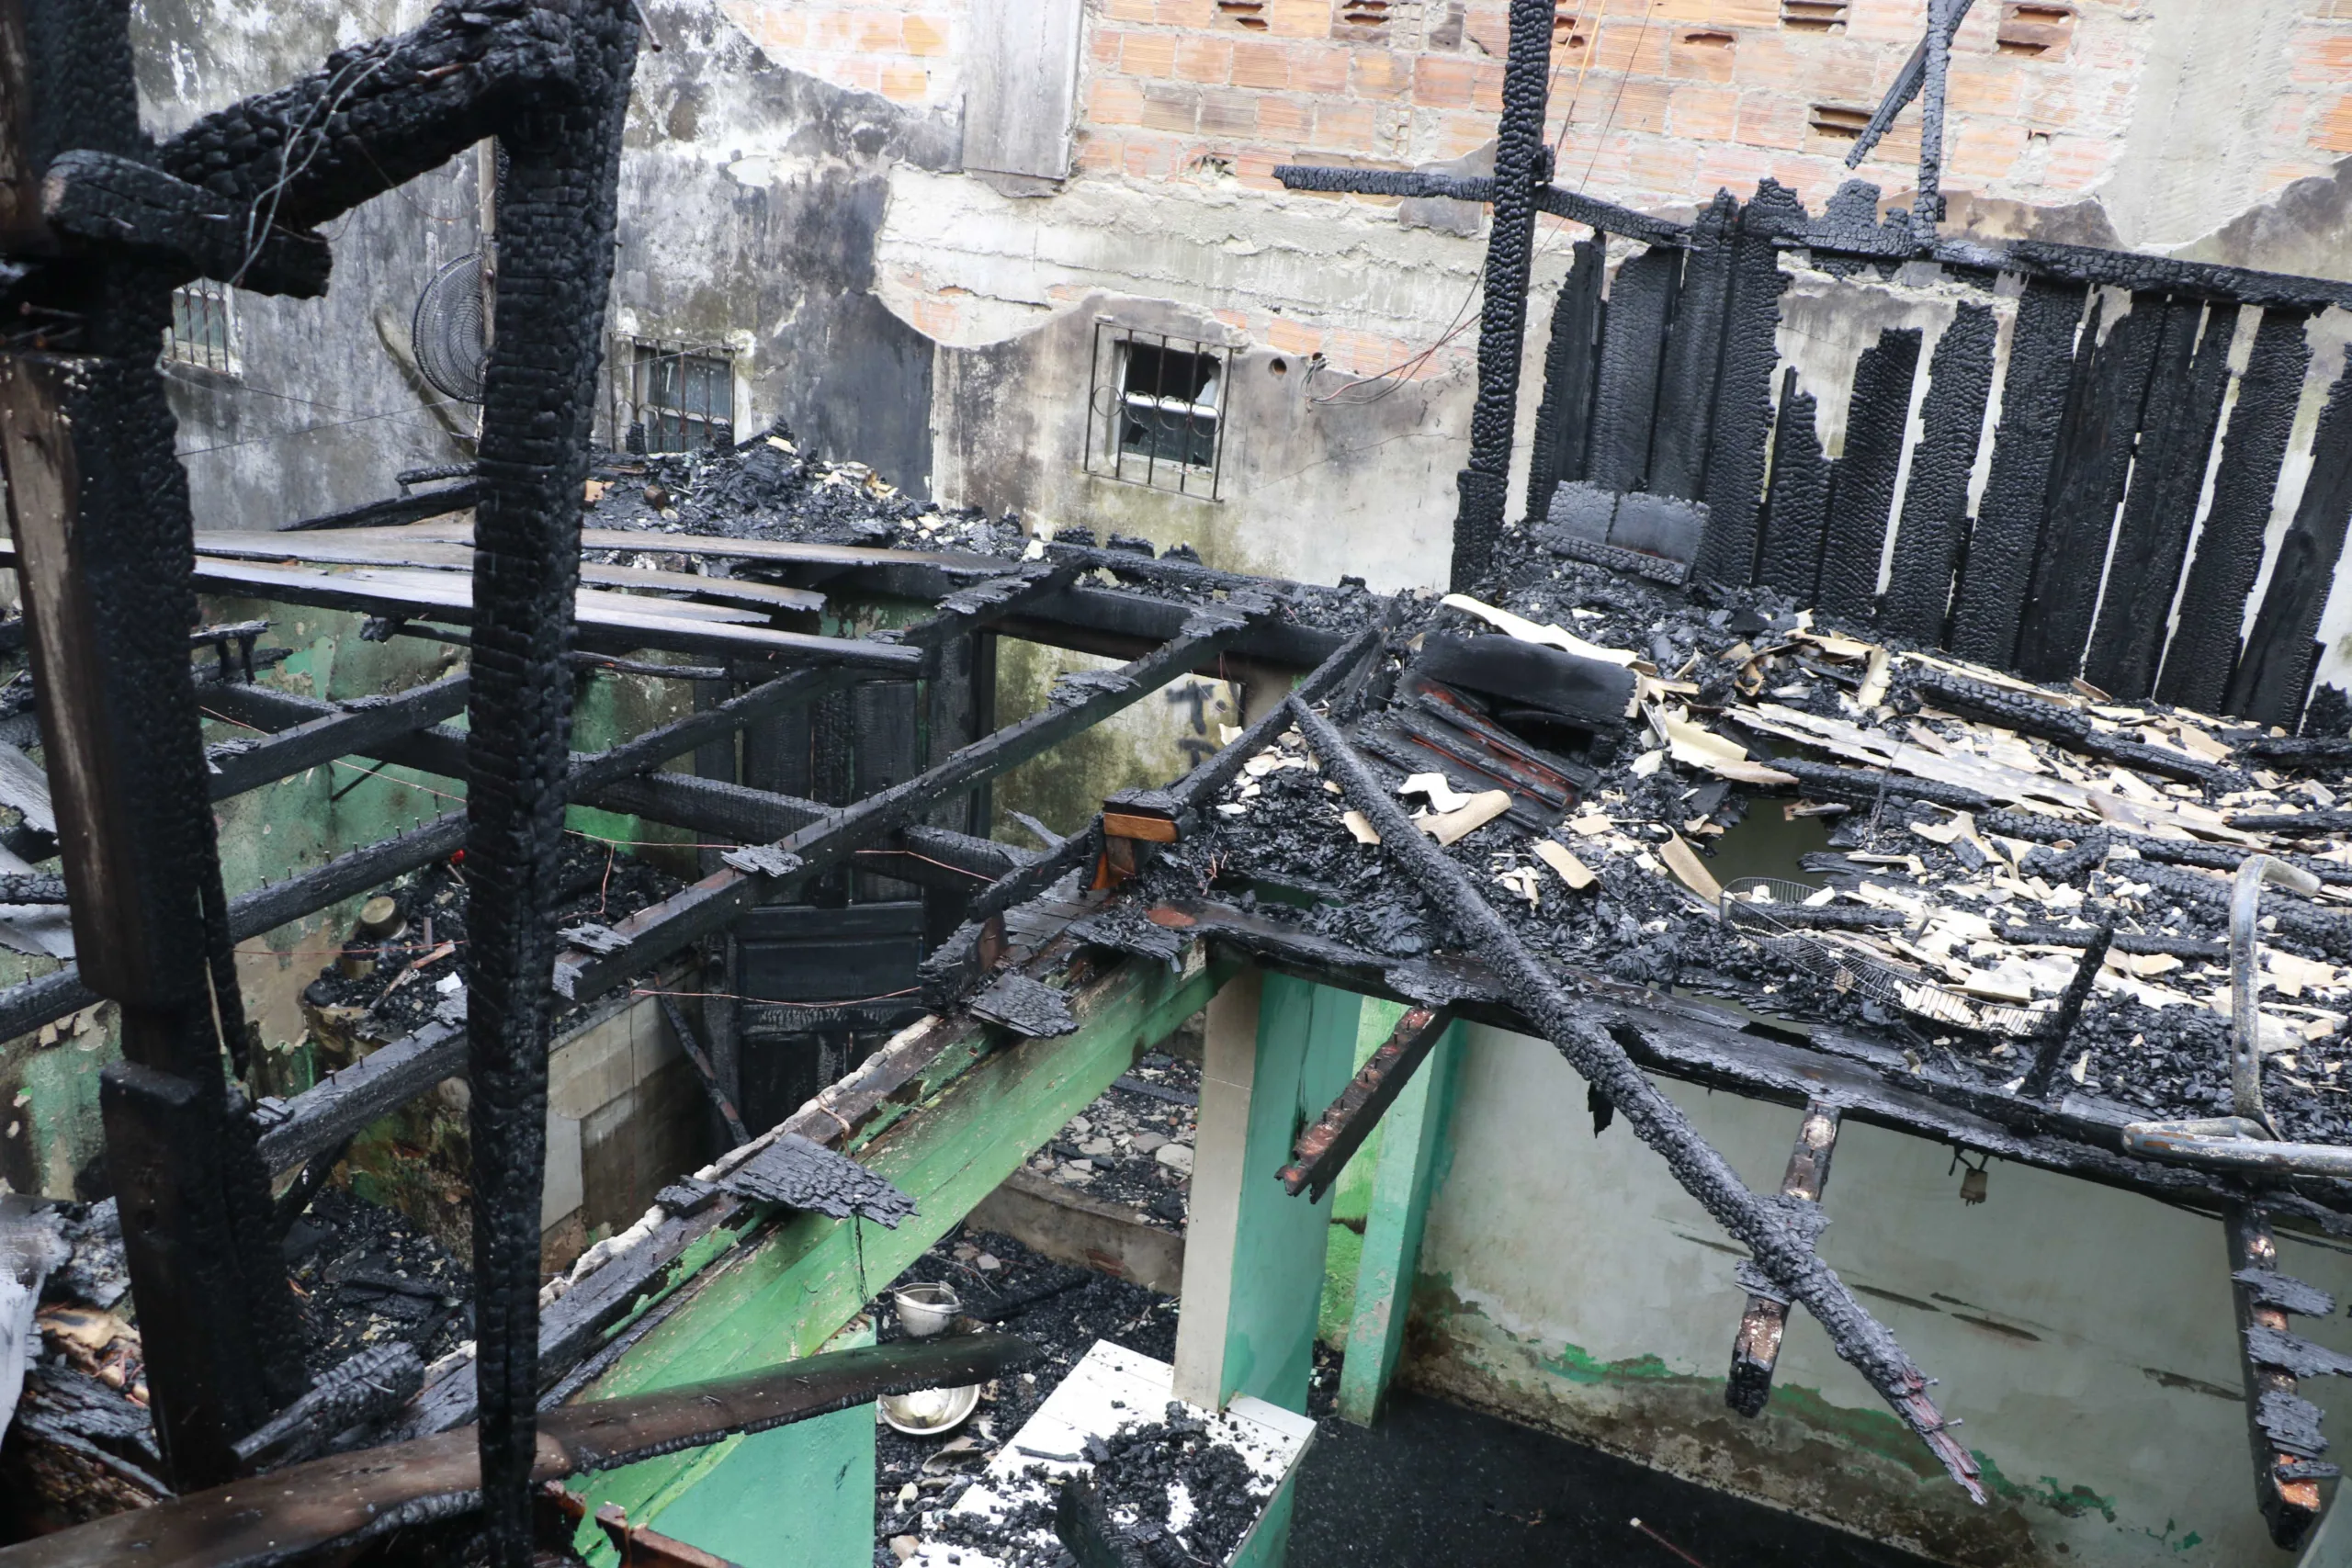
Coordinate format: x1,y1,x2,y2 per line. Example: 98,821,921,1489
6,0,2352,1564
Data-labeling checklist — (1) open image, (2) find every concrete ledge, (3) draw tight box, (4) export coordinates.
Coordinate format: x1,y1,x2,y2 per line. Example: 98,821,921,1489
967,1167,1186,1296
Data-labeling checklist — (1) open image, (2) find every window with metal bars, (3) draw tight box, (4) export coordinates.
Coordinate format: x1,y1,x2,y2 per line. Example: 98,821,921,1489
1086,325,1227,499
165,279,236,375
618,337,736,453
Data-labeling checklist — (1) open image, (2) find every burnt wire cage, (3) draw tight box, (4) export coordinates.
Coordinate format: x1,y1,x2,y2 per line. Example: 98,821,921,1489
615,336,737,453
1086,323,1228,499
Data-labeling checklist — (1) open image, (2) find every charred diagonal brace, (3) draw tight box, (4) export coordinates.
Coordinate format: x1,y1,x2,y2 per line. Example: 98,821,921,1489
1287,697,1984,1500
2228,1203,2329,1550
920,619,1389,1010
1278,1005,1451,1201
659,995,749,1146
550,598,1265,1004
1843,0,1974,166
2019,922,2113,1100
1910,668,2247,790
1726,1100,1840,1416
0,1335,1037,1568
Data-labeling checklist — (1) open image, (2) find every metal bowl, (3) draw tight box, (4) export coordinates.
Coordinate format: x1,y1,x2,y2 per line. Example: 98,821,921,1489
878,1382,981,1437
891,1281,962,1339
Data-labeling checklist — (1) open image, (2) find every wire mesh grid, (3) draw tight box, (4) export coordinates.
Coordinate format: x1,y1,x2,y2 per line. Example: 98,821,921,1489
1719,876,2047,1037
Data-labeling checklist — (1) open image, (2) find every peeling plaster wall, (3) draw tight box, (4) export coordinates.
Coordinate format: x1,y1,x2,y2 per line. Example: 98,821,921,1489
611,1,957,491
130,0,481,529
1407,1023,2352,1568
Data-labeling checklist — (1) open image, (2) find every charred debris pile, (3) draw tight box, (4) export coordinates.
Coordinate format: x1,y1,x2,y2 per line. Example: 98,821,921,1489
1079,525,2352,1145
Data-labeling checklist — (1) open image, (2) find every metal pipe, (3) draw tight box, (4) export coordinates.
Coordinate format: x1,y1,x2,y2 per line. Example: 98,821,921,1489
2234,854,2321,1131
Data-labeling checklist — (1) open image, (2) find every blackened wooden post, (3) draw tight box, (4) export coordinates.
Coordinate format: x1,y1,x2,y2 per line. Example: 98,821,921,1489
0,0,300,1488
1691,183,1803,589
1878,300,1996,644
2158,308,2313,714
2226,364,2352,727
2015,294,2163,681
2082,301,2235,701
1448,0,1555,590
1521,235,1605,524
1816,326,1922,621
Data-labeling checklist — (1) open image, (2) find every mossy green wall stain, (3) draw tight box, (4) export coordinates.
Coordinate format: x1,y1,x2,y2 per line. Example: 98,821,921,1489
989,638,1237,838
1971,1449,2117,1523
17,1022,108,1197
1320,1224,1363,1348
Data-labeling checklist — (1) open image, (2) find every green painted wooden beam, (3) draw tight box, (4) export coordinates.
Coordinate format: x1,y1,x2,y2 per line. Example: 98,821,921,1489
566,947,1236,1565
1336,1019,1462,1427
1216,973,1362,1415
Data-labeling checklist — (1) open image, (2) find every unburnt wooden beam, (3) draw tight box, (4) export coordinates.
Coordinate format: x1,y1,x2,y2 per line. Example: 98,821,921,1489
1726,1100,1840,1416
1278,1004,1452,1201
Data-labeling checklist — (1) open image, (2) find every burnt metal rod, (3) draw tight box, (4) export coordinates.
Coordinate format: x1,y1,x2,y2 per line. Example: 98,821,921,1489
1726,1100,1841,1416
1288,696,1984,1500
551,597,1265,1004
1278,1005,1451,1201
0,1335,1037,1568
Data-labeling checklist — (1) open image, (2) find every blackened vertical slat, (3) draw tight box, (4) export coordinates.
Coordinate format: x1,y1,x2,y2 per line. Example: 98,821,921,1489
2014,295,2165,680
1521,236,1605,521
2084,301,2235,700
1693,181,1804,588
1948,277,2087,665
1446,0,1556,589
1648,192,1739,502
1755,370,1832,601
2224,364,2352,726
2157,308,2314,714
1815,327,1923,620
1585,247,1680,494
1880,302,1996,644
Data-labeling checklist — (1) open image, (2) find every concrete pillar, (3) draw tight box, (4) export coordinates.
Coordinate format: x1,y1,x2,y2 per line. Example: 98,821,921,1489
1337,1020,1463,1425
1173,966,1361,1413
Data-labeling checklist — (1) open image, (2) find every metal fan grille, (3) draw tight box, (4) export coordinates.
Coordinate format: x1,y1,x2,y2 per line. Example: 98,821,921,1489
412,253,486,404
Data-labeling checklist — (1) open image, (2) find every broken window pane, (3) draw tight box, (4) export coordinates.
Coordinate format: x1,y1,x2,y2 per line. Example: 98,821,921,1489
1088,327,1227,498
626,339,736,453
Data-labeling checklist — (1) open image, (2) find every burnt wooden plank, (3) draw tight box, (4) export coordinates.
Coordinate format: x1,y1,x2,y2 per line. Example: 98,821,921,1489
1693,183,1802,588
1584,247,1679,494
2083,301,2236,700
1816,327,1922,619
1879,302,1996,643
2225,360,2352,726
1522,236,1606,520
2015,293,2165,680
2158,307,2315,713
1948,277,2086,664
1754,370,1831,601
1648,192,1738,502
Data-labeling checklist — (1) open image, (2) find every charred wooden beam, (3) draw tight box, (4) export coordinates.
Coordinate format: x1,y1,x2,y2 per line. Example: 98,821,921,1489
202,672,469,800
1278,1005,1452,1201
1288,699,1984,1498
0,1336,1035,1568
550,597,1266,1005
2229,1202,2332,1550
1726,1100,1840,1416
1909,669,2245,790
276,481,480,534
921,620,1388,1010
660,996,749,1147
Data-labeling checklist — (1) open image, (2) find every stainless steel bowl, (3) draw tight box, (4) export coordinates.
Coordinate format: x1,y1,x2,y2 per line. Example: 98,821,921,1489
877,1382,981,1436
